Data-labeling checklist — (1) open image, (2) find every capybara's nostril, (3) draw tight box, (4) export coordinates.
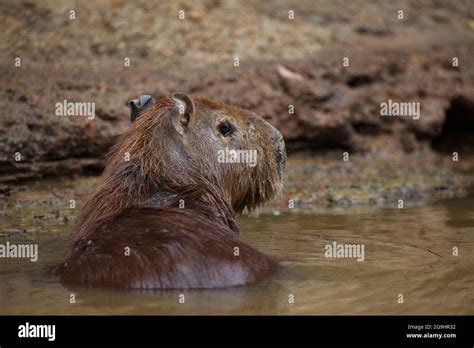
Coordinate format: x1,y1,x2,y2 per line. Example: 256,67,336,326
275,141,286,179
270,127,286,166
276,142,286,164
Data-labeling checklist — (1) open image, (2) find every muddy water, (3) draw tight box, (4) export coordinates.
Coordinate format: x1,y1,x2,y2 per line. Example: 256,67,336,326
0,190,473,315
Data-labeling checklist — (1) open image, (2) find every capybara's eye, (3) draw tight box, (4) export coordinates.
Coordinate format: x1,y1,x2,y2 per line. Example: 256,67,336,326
218,121,234,137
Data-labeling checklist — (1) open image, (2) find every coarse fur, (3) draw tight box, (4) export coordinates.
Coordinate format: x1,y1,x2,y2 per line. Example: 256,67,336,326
57,94,286,289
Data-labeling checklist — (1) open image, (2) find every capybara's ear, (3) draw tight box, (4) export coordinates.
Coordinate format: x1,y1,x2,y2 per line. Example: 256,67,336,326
128,95,153,122
171,92,195,133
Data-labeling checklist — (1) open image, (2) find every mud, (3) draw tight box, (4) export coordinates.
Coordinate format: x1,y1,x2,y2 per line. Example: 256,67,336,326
1,0,474,180
2,152,473,236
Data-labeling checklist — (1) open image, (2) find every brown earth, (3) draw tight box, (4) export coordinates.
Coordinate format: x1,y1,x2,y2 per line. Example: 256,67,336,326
1,0,474,181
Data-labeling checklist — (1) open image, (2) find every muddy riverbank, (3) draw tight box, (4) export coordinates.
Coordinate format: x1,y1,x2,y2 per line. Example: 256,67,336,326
1,0,474,179
2,151,474,236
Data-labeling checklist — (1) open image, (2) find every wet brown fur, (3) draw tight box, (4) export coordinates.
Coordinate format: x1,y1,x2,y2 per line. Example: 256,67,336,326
57,95,285,289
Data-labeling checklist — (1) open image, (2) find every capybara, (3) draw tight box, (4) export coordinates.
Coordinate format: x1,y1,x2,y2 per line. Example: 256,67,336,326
56,92,286,289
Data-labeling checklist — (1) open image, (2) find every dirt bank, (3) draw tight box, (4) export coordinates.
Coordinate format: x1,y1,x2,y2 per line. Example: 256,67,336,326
1,0,473,181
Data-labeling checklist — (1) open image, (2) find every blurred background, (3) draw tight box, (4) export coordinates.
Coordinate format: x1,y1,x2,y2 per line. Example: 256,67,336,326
1,0,473,180
0,0,473,315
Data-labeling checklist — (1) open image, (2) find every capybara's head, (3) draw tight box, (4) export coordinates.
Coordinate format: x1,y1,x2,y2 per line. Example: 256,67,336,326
116,92,286,213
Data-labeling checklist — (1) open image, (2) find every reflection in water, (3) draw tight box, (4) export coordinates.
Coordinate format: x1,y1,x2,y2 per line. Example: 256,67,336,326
0,196,473,315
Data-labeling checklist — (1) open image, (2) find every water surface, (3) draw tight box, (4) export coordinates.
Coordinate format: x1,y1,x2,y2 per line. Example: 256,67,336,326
1,194,473,315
